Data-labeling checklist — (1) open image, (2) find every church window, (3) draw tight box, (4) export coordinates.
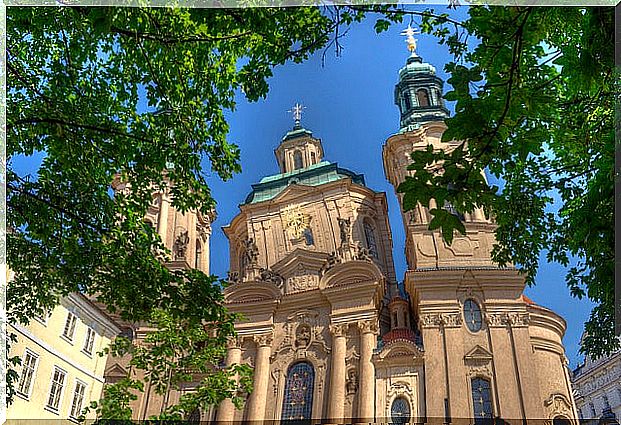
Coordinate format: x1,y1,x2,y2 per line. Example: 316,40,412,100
195,240,202,269
391,397,411,424
293,151,303,170
281,362,314,421
416,89,430,107
303,228,314,246
310,151,316,164
404,93,411,111
603,395,610,410
464,299,483,332
364,221,379,259
590,402,596,417
471,377,493,423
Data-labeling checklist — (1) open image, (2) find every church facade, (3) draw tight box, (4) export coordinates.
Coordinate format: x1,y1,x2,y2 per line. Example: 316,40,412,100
215,48,578,424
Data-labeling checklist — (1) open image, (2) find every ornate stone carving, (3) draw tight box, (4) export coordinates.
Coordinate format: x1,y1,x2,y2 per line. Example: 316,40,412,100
227,271,240,284
544,393,573,419
467,364,492,378
507,312,530,327
338,217,352,246
329,323,349,338
259,267,284,287
254,333,274,347
358,319,379,335
295,324,312,348
286,263,319,293
419,313,462,328
320,240,373,275
243,237,259,266
346,368,358,395
173,230,190,260
484,312,530,327
226,335,244,349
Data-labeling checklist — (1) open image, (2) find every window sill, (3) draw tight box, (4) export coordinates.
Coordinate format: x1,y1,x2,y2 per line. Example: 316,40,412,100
81,349,93,358
15,391,30,401
44,405,60,415
60,334,75,345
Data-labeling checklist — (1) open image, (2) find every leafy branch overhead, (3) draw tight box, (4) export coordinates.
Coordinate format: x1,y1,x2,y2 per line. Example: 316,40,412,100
394,6,616,357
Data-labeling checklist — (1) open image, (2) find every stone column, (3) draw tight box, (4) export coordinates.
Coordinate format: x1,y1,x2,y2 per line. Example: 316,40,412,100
358,319,378,421
245,333,273,423
216,336,243,423
158,193,170,246
328,323,348,422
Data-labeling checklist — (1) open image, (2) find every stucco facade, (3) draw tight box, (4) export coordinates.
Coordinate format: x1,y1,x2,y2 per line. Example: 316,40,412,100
572,343,621,422
7,291,120,424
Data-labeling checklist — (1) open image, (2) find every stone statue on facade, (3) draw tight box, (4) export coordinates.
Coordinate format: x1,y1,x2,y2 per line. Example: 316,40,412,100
346,369,358,394
173,230,190,260
259,267,284,287
243,237,259,266
337,217,351,246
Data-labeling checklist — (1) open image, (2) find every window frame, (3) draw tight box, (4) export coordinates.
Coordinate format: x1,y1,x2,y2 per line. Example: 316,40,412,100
390,396,412,424
463,299,484,333
69,379,88,420
82,327,96,356
62,312,78,342
46,366,67,413
470,376,494,423
16,349,39,399
363,219,379,260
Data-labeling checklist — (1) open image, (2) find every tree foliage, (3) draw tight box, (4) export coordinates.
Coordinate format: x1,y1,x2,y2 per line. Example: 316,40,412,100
6,5,356,419
396,6,617,357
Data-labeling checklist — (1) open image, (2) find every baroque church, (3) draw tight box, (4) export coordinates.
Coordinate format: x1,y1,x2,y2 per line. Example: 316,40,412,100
104,32,578,424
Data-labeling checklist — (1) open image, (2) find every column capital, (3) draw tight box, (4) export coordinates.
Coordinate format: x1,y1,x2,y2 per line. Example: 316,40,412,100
357,319,379,335
254,333,274,347
226,335,244,349
329,322,349,337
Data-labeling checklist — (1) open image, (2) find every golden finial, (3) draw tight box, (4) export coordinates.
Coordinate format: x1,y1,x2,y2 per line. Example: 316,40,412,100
400,24,420,56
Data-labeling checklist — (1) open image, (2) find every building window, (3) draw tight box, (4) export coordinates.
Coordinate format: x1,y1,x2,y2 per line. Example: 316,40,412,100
62,312,78,341
404,93,411,111
17,350,38,398
47,367,67,412
195,240,202,269
363,221,379,259
553,416,571,425
69,380,87,419
416,89,430,107
303,228,314,246
578,408,583,419
391,397,411,424
293,151,303,170
281,362,314,420
310,152,316,165
471,377,493,423
602,395,611,410
590,402,596,417
464,299,483,332
82,327,96,355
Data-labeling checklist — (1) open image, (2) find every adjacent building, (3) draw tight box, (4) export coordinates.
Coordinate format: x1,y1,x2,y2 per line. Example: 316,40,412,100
7,291,121,424
572,340,621,423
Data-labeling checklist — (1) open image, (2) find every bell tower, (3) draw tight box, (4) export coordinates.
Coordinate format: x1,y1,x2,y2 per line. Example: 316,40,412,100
274,103,324,173
383,27,497,271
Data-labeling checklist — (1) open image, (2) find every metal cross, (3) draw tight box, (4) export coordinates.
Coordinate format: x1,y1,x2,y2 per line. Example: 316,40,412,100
288,102,306,124
400,24,420,56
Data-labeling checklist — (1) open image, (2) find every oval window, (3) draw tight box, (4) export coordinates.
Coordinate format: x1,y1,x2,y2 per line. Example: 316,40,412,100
391,397,411,424
464,299,483,332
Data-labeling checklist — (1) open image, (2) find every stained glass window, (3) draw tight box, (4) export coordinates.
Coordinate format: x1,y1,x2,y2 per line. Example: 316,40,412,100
464,299,483,332
391,397,411,424
471,378,493,424
281,362,314,421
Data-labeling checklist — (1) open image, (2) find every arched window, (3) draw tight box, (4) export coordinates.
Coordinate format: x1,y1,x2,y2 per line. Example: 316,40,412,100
416,89,430,107
195,240,202,269
281,362,315,421
363,221,378,259
471,378,493,423
310,151,316,165
463,299,483,332
391,397,411,424
404,94,411,111
293,151,303,170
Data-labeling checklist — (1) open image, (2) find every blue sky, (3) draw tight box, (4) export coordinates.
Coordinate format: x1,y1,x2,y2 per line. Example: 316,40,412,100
206,10,594,367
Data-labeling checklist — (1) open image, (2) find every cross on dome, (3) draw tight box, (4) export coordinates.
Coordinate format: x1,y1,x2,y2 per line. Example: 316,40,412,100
401,24,420,56
288,102,306,127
